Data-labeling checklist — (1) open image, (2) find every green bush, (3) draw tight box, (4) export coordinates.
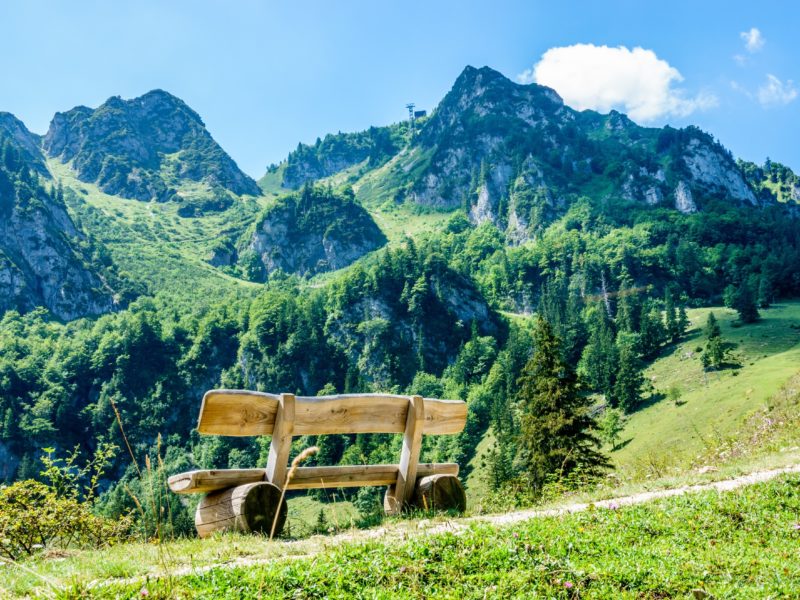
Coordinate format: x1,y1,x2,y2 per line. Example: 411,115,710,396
0,480,132,560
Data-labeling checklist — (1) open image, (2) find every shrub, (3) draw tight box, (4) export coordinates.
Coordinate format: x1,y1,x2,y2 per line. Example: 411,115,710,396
0,480,131,560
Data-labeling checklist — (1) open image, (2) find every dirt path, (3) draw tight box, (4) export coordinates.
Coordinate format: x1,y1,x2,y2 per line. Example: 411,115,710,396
128,463,800,585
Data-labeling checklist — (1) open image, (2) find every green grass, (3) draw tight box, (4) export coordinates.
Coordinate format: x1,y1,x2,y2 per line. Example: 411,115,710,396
612,302,800,478
59,474,800,599
50,159,264,303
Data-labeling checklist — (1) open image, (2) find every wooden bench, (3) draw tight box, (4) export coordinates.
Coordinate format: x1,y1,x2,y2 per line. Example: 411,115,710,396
168,390,468,537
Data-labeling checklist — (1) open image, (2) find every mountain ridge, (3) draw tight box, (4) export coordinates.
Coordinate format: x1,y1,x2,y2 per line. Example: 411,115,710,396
43,89,260,210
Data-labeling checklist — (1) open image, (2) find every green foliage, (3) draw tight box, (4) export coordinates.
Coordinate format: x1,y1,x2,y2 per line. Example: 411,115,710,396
598,407,625,450
0,445,132,561
702,312,725,371
517,316,609,492
0,480,132,560
612,331,645,413
732,278,760,323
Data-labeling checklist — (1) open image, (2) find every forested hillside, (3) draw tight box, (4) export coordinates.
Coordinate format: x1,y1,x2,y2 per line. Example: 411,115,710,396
0,64,799,538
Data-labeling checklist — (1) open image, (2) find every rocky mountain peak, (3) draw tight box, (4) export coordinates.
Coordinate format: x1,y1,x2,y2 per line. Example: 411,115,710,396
43,90,259,206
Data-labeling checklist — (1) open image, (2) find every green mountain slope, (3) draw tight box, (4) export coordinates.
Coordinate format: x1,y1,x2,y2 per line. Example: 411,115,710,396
44,90,260,213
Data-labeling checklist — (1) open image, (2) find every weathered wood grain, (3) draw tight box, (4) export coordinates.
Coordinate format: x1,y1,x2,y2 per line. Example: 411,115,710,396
196,391,466,437
265,393,295,487
169,463,460,494
168,468,265,494
412,474,466,513
195,481,286,538
384,395,424,515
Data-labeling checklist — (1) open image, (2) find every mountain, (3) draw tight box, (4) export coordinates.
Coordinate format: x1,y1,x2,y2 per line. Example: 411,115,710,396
263,123,406,191
43,90,260,214
0,141,118,320
0,112,48,176
235,185,387,279
739,158,800,204
284,66,763,244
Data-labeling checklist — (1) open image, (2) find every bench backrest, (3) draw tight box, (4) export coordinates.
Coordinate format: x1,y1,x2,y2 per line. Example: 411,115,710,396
197,390,467,436
196,389,467,513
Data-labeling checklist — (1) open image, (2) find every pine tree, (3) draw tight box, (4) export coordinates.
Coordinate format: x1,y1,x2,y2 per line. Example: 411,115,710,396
702,312,724,371
733,278,760,323
639,301,667,358
598,407,625,450
517,316,609,492
611,332,644,413
579,304,618,399
664,289,680,343
757,273,773,309
676,304,689,338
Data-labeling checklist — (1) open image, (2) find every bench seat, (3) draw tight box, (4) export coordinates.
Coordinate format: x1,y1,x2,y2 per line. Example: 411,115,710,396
169,462,460,494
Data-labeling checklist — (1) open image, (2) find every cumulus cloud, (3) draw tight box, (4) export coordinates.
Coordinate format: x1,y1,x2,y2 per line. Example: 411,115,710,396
757,74,797,106
740,28,765,53
517,44,717,122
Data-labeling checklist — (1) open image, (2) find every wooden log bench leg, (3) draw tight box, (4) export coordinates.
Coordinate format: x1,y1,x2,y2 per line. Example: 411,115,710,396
412,474,466,513
195,482,287,538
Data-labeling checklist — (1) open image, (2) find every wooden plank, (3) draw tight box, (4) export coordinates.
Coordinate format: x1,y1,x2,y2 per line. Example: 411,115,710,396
265,392,295,488
169,463,459,494
168,468,265,494
197,391,466,437
197,390,279,436
287,462,459,490
385,395,424,515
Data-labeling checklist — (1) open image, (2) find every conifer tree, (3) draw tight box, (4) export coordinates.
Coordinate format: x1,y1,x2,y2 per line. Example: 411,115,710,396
676,304,689,338
639,301,666,358
664,288,680,343
517,316,609,492
611,332,644,413
733,278,760,323
702,312,724,371
579,304,618,398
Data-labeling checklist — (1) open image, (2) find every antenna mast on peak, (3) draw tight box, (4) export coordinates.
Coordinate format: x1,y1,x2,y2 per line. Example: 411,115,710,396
406,102,416,139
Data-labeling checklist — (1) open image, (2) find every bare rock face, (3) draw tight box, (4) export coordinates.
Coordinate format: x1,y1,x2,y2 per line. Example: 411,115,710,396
43,90,260,204
0,163,116,320
674,181,697,214
241,187,386,280
682,139,758,205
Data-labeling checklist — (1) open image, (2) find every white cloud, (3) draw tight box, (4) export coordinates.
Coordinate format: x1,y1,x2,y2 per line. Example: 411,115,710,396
740,28,765,53
757,74,797,106
518,44,717,122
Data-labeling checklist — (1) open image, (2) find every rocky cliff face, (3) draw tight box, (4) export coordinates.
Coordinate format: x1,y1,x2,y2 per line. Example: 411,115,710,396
279,66,765,244
43,90,260,206
0,153,117,320
0,113,48,176
239,186,386,279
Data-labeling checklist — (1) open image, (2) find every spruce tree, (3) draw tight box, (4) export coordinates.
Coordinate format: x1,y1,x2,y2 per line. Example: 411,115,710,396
612,332,644,413
734,278,760,323
664,289,680,343
517,316,609,492
639,301,666,358
702,312,724,370
677,304,689,338
579,304,618,399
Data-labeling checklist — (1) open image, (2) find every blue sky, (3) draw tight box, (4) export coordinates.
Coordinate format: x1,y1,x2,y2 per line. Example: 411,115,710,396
0,1,797,176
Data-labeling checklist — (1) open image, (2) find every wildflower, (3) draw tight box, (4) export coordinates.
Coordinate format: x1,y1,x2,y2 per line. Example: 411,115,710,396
140,588,149,597
565,581,574,589
513,531,519,539
793,523,800,530
608,502,619,510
